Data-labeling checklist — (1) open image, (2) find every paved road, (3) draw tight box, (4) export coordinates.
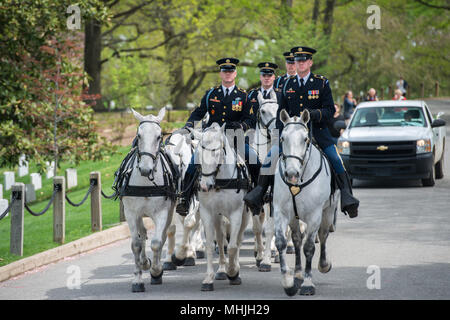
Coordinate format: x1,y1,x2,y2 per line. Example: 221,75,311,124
1,100,449,301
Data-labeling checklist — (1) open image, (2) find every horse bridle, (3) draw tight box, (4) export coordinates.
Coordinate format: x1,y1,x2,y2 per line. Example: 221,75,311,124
257,100,277,141
280,121,311,183
136,120,162,179
199,139,226,178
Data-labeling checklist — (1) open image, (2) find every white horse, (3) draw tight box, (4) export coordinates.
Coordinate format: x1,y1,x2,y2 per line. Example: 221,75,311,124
249,91,297,272
191,123,250,291
273,109,338,296
163,132,205,270
122,107,176,292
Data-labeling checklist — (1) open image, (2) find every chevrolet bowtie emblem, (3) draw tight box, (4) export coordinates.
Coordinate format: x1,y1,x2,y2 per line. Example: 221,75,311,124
377,145,389,151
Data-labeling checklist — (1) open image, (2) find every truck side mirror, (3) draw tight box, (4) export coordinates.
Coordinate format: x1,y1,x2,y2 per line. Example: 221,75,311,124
334,120,347,131
431,119,446,128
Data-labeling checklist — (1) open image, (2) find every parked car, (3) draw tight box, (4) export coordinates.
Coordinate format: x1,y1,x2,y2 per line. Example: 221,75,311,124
337,100,446,186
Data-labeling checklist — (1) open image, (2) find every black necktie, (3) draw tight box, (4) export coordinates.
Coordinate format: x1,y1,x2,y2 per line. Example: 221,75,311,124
263,90,268,99
300,78,304,88
225,88,229,97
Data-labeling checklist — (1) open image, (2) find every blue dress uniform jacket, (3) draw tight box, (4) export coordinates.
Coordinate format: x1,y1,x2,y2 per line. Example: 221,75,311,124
274,74,291,90
186,86,254,131
279,73,336,149
247,87,282,129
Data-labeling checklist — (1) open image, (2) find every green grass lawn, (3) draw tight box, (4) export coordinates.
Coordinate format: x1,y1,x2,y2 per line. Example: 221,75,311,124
0,145,131,267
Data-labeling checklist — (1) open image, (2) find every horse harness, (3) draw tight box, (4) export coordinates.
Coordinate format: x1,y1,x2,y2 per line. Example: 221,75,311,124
278,121,329,220
112,121,179,200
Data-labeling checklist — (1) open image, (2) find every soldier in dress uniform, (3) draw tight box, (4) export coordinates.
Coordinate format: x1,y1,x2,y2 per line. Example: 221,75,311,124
175,57,260,215
274,52,297,90
247,62,282,120
244,46,359,218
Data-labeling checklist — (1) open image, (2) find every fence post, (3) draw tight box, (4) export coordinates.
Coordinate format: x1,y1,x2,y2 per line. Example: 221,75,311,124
435,81,439,97
380,87,384,100
53,176,65,244
420,82,425,98
90,171,102,232
10,183,25,256
388,85,392,99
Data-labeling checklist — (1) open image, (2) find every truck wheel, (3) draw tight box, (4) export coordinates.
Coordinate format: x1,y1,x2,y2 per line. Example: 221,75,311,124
435,142,445,179
422,164,435,187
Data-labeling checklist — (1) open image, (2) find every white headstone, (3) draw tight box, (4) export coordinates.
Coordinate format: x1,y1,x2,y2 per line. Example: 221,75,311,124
25,184,36,203
66,168,78,189
0,199,8,218
30,173,42,190
4,172,15,191
46,161,55,179
0,184,3,199
18,154,29,177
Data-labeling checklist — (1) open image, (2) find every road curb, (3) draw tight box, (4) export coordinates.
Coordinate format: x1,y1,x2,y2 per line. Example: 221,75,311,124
0,218,154,283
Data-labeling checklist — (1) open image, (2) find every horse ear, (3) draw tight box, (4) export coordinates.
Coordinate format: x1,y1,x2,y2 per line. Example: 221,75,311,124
190,128,203,141
280,109,290,125
220,122,226,133
131,108,145,122
301,109,310,124
173,136,184,155
269,90,277,101
157,107,166,122
257,91,263,105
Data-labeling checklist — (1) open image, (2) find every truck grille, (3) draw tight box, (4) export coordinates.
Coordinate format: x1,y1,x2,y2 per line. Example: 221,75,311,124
351,141,416,158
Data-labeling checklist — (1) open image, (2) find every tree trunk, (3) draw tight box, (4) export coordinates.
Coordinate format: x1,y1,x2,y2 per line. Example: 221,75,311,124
312,0,320,36
322,0,336,38
84,19,103,111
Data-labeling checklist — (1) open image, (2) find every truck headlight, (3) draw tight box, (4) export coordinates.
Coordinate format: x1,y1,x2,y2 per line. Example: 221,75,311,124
416,139,431,153
337,140,350,155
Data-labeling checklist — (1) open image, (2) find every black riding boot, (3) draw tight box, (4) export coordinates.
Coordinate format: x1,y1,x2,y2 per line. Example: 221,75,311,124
176,171,197,216
243,174,273,215
247,163,261,189
336,172,359,218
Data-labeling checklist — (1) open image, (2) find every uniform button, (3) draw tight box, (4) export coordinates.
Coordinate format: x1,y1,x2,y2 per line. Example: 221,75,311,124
223,112,226,115
300,104,303,107
224,106,226,109
300,96,303,99
222,118,225,121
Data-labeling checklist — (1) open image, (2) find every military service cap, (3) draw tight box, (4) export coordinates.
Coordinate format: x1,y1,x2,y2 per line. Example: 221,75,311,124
257,62,278,75
290,46,317,61
283,51,295,64
216,57,239,71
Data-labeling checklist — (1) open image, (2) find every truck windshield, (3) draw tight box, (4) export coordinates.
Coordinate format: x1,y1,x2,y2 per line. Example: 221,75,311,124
349,106,426,128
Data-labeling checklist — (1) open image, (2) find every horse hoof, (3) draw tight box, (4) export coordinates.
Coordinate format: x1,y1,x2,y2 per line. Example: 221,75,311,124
226,272,239,281
196,250,205,259
150,271,163,285
184,257,196,266
201,283,214,291
162,261,177,271
215,272,227,280
318,262,332,274
254,251,257,258
284,285,298,297
258,264,271,272
294,277,304,288
229,276,242,285
299,285,315,296
274,255,280,263
271,250,277,258
224,246,228,255
132,283,145,292
256,259,262,267
286,246,295,254
171,253,186,266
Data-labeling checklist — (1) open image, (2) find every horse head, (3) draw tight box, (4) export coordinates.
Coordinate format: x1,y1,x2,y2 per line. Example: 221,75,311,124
279,109,310,185
257,90,279,139
197,123,227,192
165,132,192,179
132,107,165,178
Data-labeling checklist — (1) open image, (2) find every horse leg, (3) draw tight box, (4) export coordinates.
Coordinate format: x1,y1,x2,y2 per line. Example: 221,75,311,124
318,203,334,274
252,210,264,268
163,218,177,271
193,210,206,259
286,227,295,254
125,210,148,293
150,205,173,285
274,209,298,296
200,209,216,291
299,229,319,296
214,215,227,280
260,205,273,272
289,220,304,287
172,215,189,266
226,207,247,285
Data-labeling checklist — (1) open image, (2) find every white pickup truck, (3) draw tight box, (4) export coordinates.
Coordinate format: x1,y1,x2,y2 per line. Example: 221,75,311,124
337,100,446,186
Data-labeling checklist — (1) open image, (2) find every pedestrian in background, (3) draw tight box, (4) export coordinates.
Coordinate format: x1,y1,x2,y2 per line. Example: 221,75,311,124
328,103,346,144
343,90,357,121
393,89,406,100
365,88,379,101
